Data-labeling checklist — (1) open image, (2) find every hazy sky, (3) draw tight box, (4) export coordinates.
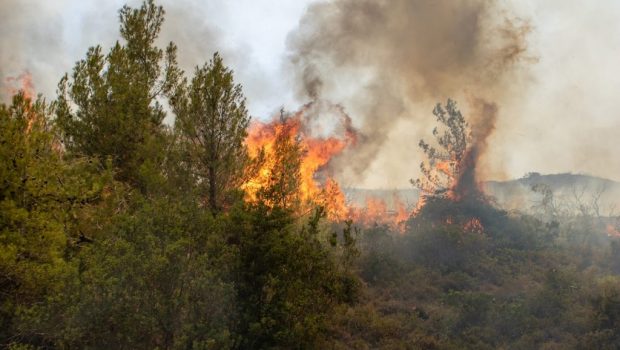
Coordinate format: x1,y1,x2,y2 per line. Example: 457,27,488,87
1,0,619,187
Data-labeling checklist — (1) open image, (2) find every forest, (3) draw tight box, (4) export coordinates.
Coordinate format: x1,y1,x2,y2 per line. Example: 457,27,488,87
2,1,620,349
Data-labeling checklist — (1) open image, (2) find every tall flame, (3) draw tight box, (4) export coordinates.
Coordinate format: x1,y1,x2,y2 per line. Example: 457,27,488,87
242,101,413,229
242,101,353,220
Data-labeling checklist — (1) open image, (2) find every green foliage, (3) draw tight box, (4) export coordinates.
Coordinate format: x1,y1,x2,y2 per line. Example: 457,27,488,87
173,52,250,213
22,195,237,349
232,203,358,348
55,0,182,190
0,92,108,346
255,113,304,211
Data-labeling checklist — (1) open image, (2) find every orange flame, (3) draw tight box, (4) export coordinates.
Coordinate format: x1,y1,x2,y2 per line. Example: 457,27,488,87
242,101,414,228
463,217,484,234
411,195,427,217
436,160,454,177
242,102,353,220
347,194,412,232
4,72,39,134
393,193,410,224
4,71,35,101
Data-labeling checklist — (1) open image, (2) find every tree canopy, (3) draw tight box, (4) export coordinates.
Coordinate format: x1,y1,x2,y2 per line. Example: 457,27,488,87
173,52,250,213
55,0,182,190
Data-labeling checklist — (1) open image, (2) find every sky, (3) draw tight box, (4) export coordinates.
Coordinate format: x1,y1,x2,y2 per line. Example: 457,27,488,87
1,0,619,188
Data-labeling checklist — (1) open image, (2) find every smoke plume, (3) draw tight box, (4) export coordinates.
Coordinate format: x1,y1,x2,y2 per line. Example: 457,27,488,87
454,98,498,199
286,0,533,187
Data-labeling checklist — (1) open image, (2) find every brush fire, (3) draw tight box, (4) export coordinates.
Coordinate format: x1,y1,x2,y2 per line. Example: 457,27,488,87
5,2,620,348
6,69,494,236
241,100,420,231
241,97,495,234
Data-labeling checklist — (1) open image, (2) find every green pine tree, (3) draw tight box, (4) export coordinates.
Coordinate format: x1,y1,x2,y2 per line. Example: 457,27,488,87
173,53,250,213
0,92,108,346
55,0,182,191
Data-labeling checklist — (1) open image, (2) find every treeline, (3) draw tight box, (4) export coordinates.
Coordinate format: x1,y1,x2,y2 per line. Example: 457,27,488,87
1,1,358,348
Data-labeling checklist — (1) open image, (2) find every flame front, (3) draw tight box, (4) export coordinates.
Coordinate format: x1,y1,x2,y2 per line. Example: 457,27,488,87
242,104,351,220
241,102,413,228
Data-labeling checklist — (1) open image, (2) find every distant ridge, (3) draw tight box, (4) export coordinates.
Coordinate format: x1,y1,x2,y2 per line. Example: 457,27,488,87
344,173,620,215
487,172,619,189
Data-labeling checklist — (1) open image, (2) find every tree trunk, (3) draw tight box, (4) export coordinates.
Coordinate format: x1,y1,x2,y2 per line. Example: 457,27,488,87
208,164,218,213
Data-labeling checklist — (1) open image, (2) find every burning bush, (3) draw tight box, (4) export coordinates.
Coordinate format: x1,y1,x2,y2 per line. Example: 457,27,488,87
408,99,503,235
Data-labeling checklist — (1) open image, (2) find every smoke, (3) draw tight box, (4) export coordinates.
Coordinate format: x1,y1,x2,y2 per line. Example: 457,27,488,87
0,0,69,100
0,0,293,118
4,0,617,187
286,0,533,187
454,98,498,199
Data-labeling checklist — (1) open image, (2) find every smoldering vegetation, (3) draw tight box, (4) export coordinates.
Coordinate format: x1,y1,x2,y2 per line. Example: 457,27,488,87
334,195,620,348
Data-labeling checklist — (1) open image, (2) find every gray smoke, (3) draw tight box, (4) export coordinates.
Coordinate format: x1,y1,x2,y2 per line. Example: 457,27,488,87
0,0,69,100
0,0,234,104
286,0,533,186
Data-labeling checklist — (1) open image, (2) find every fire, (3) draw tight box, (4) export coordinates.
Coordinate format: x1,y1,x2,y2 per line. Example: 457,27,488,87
348,195,411,232
463,217,484,234
436,160,455,177
4,71,35,101
319,178,349,220
4,72,39,134
242,101,414,228
411,195,427,217
242,101,353,220
393,194,410,224
607,224,620,237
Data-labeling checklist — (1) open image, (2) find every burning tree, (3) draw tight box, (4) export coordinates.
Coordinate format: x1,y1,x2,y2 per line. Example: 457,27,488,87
253,111,304,211
412,99,470,200
242,103,352,220
410,99,500,235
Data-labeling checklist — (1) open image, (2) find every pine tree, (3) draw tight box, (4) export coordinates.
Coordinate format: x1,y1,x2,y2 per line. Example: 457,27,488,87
412,99,470,197
173,53,250,213
256,112,303,211
55,0,182,191
0,92,107,345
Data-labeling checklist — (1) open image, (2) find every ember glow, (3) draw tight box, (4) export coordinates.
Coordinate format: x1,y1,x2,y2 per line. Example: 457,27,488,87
607,224,620,238
463,217,484,234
